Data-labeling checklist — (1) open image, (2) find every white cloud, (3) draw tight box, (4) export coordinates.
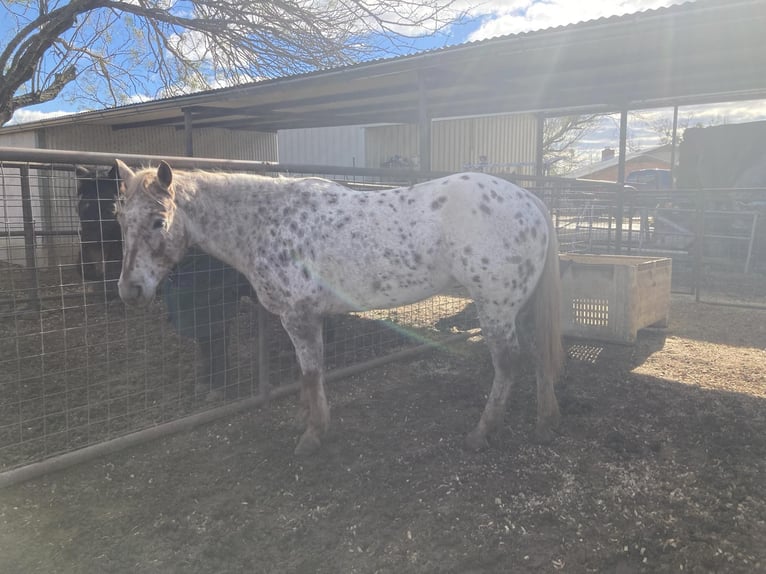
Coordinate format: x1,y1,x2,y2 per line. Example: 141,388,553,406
465,0,692,41
8,108,75,126
124,93,153,104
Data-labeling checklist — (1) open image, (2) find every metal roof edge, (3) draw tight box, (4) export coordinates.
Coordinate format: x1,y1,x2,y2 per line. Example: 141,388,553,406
0,0,757,135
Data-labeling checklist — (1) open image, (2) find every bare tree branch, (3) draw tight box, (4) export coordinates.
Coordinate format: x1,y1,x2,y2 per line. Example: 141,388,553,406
1,0,465,125
543,115,605,174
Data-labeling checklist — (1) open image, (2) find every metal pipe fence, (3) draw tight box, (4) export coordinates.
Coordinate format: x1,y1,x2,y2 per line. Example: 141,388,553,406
1,147,764,483
0,149,483,480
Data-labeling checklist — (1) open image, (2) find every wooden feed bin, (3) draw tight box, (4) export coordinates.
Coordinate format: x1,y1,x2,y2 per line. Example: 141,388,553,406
559,254,672,344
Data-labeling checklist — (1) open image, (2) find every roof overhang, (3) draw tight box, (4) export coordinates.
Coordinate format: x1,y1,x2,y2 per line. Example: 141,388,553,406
2,0,765,135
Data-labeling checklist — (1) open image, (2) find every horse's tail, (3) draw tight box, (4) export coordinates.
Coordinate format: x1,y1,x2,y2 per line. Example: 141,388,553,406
531,197,564,386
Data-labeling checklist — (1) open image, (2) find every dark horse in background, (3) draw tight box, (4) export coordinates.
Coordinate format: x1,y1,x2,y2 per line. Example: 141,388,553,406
76,165,123,293
75,166,253,396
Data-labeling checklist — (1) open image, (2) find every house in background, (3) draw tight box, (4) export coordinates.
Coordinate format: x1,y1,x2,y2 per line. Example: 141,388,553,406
568,143,673,182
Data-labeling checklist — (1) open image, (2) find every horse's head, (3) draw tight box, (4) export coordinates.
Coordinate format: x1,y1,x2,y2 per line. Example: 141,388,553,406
75,165,123,284
114,159,188,306
76,164,120,223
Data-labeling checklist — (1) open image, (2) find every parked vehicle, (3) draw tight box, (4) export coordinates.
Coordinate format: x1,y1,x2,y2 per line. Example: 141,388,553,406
625,168,672,191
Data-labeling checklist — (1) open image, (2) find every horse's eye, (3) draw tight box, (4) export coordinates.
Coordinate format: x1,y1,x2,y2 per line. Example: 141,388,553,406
152,218,166,230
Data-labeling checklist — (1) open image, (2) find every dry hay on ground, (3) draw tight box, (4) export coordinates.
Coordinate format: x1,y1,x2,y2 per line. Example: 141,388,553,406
0,295,764,573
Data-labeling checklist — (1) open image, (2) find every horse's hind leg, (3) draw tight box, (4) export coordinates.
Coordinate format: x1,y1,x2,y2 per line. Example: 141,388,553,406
281,311,329,456
196,336,226,400
466,326,518,451
208,332,229,389
535,363,561,444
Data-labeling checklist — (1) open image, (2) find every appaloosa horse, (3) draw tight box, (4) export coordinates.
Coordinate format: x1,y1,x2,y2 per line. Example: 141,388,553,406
75,166,252,395
114,159,564,455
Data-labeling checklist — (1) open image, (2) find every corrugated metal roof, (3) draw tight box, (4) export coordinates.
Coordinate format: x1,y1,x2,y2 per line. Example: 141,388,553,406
1,0,764,135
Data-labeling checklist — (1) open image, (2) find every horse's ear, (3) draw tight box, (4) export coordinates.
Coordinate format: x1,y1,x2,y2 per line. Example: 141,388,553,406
114,159,134,196
157,161,173,190
75,165,90,179
114,159,134,184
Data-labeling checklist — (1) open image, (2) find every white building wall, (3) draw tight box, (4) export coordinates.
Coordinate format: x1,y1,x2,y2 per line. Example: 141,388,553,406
278,126,366,168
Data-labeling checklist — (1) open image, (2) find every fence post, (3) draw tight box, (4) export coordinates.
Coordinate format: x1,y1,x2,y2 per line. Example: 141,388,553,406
20,165,40,311
257,301,271,402
744,212,758,274
693,188,706,302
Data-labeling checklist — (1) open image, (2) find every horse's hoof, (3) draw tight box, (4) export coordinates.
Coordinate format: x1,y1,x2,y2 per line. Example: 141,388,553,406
294,432,321,456
534,425,556,445
465,430,489,451
194,382,213,395
293,409,309,430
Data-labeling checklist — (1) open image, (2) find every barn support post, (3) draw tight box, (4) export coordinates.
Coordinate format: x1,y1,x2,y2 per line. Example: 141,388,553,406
417,72,432,172
670,105,679,182
257,302,271,402
615,109,629,253
20,165,40,311
535,113,545,177
184,109,194,157
693,188,707,302
33,129,57,268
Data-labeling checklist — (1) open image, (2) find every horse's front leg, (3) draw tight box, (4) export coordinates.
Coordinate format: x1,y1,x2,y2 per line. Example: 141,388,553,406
281,312,329,456
466,326,517,451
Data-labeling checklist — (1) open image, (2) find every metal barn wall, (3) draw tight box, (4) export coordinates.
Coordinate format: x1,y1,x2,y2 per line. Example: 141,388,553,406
0,132,49,266
278,126,366,167
365,124,419,168
0,131,38,148
39,124,278,161
365,113,538,172
0,166,48,266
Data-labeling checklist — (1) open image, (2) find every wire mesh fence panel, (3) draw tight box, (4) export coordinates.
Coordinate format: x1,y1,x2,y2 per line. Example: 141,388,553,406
0,161,267,471
0,155,482,474
2,149,764,476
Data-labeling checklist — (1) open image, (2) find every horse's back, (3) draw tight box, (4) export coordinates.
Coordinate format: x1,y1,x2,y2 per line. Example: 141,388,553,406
300,173,545,311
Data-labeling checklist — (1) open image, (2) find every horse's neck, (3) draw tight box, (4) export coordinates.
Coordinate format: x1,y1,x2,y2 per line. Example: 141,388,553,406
177,183,257,272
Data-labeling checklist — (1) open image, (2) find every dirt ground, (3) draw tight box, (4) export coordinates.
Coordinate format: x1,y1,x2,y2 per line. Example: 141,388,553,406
0,295,765,574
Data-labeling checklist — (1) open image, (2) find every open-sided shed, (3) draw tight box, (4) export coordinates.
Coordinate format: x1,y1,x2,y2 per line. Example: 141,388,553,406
0,0,765,493
1,0,764,171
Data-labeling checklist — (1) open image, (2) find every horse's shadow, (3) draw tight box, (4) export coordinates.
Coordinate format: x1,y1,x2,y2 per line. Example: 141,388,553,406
558,329,667,416
434,302,480,333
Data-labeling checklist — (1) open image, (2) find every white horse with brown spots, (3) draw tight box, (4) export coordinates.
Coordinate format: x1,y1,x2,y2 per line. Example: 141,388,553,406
114,160,564,455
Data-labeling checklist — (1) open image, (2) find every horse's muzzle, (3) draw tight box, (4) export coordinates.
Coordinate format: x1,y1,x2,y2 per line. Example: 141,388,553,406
118,280,152,307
